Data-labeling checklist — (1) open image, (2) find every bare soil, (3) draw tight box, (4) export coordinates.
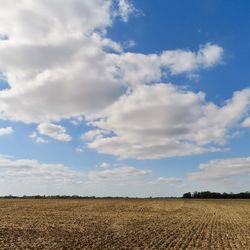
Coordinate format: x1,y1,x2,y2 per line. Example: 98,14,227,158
0,199,249,249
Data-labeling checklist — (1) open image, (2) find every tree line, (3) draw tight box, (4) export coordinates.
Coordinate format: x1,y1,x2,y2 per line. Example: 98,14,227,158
0,195,153,199
182,191,250,199
0,192,249,199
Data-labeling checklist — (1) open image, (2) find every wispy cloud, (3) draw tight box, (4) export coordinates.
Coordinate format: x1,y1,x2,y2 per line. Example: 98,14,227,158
149,177,182,185
29,132,48,144
0,126,13,136
37,123,72,142
89,165,151,181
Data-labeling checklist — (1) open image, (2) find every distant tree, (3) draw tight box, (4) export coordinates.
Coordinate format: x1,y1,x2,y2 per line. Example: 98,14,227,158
183,192,192,199
182,191,250,199
192,191,199,198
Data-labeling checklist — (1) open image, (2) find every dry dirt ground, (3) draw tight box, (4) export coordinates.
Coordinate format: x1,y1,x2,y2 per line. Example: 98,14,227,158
0,199,249,249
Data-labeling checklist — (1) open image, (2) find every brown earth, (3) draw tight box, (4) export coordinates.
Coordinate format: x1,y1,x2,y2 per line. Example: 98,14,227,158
0,199,249,249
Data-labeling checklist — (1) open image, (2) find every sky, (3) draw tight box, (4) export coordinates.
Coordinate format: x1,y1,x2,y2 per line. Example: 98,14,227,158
0,0,250,197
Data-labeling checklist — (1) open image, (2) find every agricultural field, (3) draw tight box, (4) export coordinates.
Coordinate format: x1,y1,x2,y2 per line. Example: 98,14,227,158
0,199,249,249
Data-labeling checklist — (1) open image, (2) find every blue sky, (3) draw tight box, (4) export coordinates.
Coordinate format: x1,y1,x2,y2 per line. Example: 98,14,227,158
0,0,250,196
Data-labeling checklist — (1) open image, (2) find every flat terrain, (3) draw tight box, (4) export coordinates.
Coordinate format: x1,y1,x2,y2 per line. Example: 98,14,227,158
0,199,249,249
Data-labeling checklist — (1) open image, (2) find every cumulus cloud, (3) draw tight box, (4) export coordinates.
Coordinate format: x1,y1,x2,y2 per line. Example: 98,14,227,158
188,157,250,181
0,0,243,163
0,0,115,43
0,155,84,184
161,43,223,74
0,0,223,123
0,0,127,122
37,123,72,142
86,84,250,159
110,43,223,85
0,126,13,136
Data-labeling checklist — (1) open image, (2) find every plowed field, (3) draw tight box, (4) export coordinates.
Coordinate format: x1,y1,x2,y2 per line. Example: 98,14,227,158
0,199,249,249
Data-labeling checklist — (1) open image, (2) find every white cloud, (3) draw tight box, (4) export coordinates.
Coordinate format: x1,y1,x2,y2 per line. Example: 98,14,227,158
76,147,84,153
70,116,84,126
123,40,136,48
0,155,153,187
29,132,49,144
0,0,134,44
109,43,223,86
86,84,250,159
149,177,182,185
35,137,49,144
1,0,242,165
160,43,223,75
98,162,112,169
89,165,151,180
241,117,250,127
188,157,250,181
0,126,13,136
82,129,110,141
0,154,185,196
0,155,84,184
0,1,223,123
117,0,135,22
37,123,72,142
29,132,37,139
0,0,127,123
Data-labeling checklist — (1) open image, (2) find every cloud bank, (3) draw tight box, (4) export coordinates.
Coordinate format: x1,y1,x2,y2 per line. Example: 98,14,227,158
86,84,250,159
188,157,250,181
0,0,249,165
0,0,223,125
0,155,83,184
0,156,154,185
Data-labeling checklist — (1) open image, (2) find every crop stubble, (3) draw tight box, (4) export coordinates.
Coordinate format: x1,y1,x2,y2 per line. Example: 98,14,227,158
0,199,249,249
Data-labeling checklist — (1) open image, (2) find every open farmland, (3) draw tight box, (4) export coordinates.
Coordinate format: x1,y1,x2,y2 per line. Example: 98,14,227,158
0,199,249,249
